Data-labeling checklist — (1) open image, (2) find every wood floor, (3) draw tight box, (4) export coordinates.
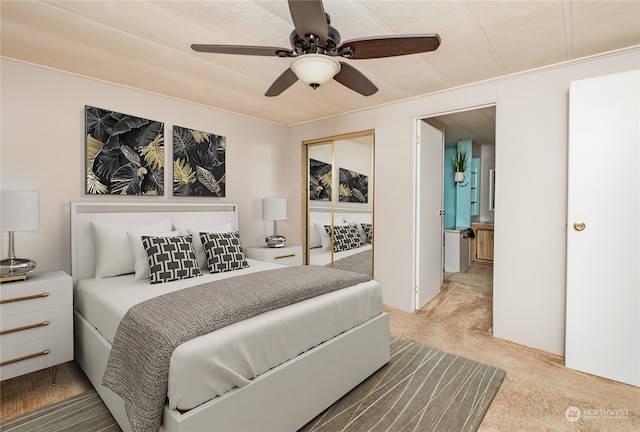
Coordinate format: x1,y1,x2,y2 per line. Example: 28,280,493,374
2,264,639,431
1,360,92,423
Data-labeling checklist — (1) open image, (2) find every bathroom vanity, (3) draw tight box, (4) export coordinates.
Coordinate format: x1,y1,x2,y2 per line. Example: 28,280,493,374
472,222,494,264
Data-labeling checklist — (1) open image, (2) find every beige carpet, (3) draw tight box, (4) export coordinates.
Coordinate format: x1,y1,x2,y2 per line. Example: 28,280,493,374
2,264,639,431
386,264,640,431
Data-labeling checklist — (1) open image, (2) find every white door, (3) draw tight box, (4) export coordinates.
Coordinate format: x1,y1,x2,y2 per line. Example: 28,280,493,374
414,120,444,310
566,70,639,387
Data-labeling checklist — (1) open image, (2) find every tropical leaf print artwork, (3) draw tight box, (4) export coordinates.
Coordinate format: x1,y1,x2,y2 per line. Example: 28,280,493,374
173,126,226,197
85,106,164,195
339,167,368,203
309,158,332,201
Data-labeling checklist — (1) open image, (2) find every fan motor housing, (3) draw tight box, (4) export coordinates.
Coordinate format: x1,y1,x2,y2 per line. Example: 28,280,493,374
290,25,341,56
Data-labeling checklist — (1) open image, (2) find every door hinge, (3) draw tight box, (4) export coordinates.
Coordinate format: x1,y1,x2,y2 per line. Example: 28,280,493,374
414,286,419,293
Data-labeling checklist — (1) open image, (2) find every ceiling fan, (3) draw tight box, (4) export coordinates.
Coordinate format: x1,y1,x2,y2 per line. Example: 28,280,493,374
191,0,440,97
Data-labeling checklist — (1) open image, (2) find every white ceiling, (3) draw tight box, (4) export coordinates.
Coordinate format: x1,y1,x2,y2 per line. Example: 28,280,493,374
427,105,496,147
1,1,639,128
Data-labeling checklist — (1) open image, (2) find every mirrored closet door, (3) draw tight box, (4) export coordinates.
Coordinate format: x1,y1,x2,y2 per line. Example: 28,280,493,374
303,131,374,275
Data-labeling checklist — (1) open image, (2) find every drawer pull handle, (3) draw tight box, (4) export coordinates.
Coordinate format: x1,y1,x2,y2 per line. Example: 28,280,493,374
274,253,295,260
0,293,49,305
0,321,49,335
1,350,49,367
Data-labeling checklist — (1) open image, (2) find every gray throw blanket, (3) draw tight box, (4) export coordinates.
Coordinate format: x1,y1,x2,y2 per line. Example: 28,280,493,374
102,265,372,432
327,249,372,275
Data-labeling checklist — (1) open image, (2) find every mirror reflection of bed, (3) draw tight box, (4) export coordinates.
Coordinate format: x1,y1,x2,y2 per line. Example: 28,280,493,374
309,208,373,275
304,131,374,276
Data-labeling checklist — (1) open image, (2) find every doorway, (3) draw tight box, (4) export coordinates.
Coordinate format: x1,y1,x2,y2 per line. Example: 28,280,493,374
413,105,496,311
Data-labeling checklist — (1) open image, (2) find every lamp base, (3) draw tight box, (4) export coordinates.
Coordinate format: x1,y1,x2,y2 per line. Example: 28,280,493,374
0,257,36,277
265,235,286,248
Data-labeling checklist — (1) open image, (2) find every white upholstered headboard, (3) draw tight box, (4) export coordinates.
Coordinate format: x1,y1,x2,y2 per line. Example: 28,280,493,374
70,202,238,284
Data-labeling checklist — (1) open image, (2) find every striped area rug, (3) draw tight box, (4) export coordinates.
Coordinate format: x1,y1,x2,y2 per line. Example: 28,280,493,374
0,390,119,432
2,338,504,432
300,337,505,432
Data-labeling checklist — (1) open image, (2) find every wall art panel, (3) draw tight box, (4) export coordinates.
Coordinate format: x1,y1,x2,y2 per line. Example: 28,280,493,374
85,106,164,195
173,126,226,197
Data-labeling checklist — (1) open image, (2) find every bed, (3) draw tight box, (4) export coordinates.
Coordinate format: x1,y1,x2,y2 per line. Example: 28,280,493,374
71,202,389,432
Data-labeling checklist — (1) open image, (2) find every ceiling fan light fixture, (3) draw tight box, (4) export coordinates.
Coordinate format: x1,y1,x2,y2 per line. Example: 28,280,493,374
290,54,340,88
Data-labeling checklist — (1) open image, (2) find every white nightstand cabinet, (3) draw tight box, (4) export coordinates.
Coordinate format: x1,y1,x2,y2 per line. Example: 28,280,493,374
0,270,73,382
245,245,303,266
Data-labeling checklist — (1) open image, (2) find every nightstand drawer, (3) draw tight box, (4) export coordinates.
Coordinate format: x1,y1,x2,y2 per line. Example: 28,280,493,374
246,245,303,266
1,271,72,316
0,305,72,349
0,333,73,381
268,251,302,266
0,270,73,381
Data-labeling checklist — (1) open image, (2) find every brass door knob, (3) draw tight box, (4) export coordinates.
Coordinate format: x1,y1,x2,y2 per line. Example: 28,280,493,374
573,222,586,231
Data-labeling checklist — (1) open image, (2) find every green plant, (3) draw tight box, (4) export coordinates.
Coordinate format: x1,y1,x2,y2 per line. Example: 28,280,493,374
451,146,468,173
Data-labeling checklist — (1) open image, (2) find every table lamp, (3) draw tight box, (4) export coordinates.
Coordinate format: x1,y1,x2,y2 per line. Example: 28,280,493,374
1,190,40,277
263,197,287,248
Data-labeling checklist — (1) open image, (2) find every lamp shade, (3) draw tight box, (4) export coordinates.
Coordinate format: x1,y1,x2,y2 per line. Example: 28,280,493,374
290,54,341,87
1,191,40,232
263,198,287,221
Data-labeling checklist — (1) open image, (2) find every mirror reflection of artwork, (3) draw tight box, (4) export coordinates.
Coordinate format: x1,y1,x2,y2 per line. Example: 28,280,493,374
309,158,332,201
85,106,164,195
339,168,368,203
173,126,226,197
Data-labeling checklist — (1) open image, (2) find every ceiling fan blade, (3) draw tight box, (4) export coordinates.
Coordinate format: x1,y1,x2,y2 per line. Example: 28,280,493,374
265,68,299,97
338,34,441,59
191,44,293,57
333,62,378,96
288,0,328,43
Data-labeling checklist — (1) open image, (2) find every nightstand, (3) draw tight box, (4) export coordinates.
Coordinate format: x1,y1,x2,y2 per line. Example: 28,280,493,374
245,245,303,266
0,270,73,383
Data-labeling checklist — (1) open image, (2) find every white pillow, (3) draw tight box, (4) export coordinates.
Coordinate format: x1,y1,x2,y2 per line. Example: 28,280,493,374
91,219,173,279
173,222,233,270
314,219,348,251
127,230,180,280
309,215,343,249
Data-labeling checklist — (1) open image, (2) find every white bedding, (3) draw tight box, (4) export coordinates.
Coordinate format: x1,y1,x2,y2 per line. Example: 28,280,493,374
74,259,383,411
310,244,372,266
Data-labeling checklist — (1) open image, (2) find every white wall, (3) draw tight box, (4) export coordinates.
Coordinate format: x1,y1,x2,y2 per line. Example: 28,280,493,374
0,59,289,275
289,48,639,355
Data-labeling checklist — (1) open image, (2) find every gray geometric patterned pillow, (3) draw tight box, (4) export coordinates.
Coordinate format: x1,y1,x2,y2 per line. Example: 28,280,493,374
142,235,202,284
324,224,365,252
361,223,373,243
200,231,249,274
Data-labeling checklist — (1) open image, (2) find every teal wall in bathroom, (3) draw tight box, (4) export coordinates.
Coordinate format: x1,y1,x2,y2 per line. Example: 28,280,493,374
455,140,472,228
445,140,480,229
444,147,456,229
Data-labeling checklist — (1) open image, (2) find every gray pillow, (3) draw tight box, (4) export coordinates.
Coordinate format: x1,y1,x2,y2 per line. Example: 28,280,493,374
325,224,365,252
142,235,201,284
200,231,249,274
